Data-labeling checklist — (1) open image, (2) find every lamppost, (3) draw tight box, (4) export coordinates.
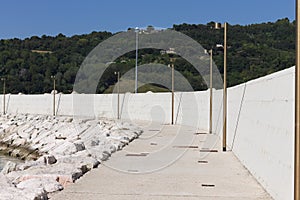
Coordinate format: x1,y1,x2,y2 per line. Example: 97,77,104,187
51,75,56,116
295,0,300,199
135,27,139,93
209,49,213,134
1,77,5,115
114,71,120,119
167,49,177,125
170,57,176,125
215,22,228,152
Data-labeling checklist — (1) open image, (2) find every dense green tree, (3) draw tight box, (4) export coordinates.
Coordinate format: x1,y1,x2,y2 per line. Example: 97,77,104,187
0,18,296,94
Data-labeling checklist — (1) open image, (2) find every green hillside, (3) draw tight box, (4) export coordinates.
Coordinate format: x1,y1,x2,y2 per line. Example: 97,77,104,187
0,18,295,94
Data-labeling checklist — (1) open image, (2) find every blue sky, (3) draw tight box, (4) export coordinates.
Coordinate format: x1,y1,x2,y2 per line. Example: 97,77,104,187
0,0,295,39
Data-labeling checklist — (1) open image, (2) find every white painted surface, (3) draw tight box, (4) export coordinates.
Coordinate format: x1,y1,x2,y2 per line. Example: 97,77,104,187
227,67,294,200
0,66,295,200
0,91,218,132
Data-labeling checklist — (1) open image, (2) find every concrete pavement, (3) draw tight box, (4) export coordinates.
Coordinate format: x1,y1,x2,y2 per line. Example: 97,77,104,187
50,121,272,200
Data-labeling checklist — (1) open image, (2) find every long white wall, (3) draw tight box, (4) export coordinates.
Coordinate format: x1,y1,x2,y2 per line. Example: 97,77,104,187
227,67,294,200
0,67,295,200
0,90,214,132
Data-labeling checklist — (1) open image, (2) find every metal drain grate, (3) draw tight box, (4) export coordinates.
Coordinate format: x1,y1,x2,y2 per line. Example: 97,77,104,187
173,145,199,149
198,160,208,164
194,132,208,135
125,153,148,156
199,149,218,152
201,184,215,187
128,169,139,172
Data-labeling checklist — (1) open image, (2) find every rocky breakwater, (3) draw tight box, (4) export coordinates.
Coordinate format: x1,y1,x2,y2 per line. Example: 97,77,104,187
0,114,142,200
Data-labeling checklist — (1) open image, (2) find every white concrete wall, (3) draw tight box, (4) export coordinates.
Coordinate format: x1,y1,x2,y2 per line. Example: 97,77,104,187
6,94,53,115
0,91,217,132
212,89,224,136
0,66,295,200
227,67,294,200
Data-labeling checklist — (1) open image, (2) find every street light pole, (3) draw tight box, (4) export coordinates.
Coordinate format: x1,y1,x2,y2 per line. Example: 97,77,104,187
295,0,300,199
215,22,228,151
209,49,213,134
115,71,120,119
170,58,175,125
51,75,56,116
135,27,139,93
1,78,5,115
223,22,228,152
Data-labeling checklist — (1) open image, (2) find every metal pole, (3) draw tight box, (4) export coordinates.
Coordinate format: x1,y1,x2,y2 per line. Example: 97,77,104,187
295,0,300,199
53,76,56,116
171,63,174,125
135,27,139,93
117,72,120,119
209,49,213,134
51,76,56,116
223,22,227,152
3,78,5,115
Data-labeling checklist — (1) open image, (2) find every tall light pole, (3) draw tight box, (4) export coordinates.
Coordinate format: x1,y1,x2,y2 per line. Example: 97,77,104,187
170,57,176,125
114,71,120,119
1,78,5,115
215,22,228,152
209,49,213,134
135,27,139,93
295,0,300,199
51,75,56,116
167,49,177,125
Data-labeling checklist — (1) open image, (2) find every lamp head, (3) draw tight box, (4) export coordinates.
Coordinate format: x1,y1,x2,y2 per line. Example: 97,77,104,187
215,22,222,29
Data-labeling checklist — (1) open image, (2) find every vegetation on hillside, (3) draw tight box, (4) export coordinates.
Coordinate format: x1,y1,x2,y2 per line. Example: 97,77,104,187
0,18,295,94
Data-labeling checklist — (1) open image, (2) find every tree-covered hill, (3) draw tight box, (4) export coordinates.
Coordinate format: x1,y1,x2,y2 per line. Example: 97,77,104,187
0,18,295,94
174,18,295,86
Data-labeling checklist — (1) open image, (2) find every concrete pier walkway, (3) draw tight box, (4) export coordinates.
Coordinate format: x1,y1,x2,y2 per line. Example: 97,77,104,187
51,121,272,200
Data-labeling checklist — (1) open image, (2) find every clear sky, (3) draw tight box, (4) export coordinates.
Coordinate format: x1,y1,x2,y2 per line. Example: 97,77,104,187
0,0,295,39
